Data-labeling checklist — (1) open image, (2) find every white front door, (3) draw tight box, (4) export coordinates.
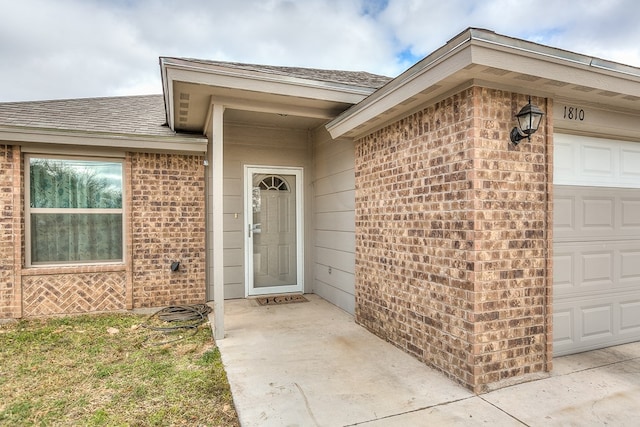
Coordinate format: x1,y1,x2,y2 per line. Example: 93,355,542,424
245,166,303,296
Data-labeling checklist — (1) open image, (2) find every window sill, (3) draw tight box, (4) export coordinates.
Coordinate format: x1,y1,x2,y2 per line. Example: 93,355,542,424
21,264,127,276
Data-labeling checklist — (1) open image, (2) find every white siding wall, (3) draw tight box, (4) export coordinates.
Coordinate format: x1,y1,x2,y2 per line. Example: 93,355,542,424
312,128,356,314
212,123,312,299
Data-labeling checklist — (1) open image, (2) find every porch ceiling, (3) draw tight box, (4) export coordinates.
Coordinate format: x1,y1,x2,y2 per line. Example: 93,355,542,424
160,57,384,136
171,81,344,133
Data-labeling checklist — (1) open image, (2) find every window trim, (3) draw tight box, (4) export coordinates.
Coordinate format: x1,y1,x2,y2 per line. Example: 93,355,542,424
25,153,126,268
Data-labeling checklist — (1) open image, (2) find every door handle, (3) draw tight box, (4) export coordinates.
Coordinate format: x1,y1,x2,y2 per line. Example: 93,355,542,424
248,223,261,238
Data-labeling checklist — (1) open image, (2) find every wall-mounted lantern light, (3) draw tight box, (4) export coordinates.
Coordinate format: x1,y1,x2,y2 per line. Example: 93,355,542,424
510,97,544,145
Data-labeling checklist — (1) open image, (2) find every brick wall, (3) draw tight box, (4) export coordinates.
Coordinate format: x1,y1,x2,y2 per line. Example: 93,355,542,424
130,153,206,308
1,150,206,319
0,145,20,319
354,87,552,392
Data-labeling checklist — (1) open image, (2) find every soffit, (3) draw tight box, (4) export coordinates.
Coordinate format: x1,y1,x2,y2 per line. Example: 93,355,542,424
171,81,350,133
161,58,386,134
327,28,640,139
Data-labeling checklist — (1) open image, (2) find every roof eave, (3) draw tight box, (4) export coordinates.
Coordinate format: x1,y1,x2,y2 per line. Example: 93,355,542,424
159,57,378,132
326,27,640,140
325,30,475,139
0,125,208,154
160,57,381,95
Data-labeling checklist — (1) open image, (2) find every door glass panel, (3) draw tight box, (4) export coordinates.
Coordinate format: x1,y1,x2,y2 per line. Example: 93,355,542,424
252,174,297,288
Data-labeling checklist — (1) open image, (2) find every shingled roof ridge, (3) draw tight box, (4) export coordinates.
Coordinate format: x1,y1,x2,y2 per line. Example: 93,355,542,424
0,93,163,106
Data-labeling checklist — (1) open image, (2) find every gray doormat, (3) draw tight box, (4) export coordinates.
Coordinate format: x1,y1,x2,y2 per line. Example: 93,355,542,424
255,294,308,306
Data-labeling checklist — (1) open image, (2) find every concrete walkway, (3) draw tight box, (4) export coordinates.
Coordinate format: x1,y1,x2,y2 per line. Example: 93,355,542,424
213,295,640,426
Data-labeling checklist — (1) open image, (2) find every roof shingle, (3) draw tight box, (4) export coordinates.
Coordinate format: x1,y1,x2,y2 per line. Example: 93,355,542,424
0,61,392,137
167,58,392,90
0,94,176,137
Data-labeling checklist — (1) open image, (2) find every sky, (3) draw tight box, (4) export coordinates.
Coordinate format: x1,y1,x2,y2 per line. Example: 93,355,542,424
1,0,639,102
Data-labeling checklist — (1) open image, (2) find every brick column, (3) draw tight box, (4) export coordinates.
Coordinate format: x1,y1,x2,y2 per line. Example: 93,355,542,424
130,152,206,309
469,89,551,389
0,145,21,319
354,87,552,392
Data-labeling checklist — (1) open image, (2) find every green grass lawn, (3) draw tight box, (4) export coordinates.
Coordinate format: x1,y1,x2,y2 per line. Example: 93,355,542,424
0,312,239,426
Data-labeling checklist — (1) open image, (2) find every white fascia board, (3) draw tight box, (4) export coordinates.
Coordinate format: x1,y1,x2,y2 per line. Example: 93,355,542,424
0,126,208,154
471,42,640,97
206,95,338,119
473,29,640,80
160,57,175,132
326,28,640,140
463,28,640,90
326,42,473,139
161,60,373,104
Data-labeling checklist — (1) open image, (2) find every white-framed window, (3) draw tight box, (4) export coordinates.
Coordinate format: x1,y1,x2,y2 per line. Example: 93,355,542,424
25,154,124,266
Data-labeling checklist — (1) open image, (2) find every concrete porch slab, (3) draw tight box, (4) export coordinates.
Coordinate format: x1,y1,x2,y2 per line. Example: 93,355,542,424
213,295,640,426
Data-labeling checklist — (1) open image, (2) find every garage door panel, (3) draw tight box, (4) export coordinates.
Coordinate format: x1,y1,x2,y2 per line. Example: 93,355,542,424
554,134,640,356
582,303,613,339
621,147,640,180
554,186,640,241
553,308,575,346
555,134,640,188
553,196,575,230
581,144,614,177
553,301,583,356
621,251,640,280
582,251,614,286
553,253,574,290
582,197,614,230
554,292,640,356
554,141,575,178
622,198,640,228
555,241,640,296
620,300,640,333
614,244,640,291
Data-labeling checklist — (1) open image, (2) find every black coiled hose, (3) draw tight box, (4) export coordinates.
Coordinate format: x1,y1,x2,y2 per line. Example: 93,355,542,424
141,304,213,345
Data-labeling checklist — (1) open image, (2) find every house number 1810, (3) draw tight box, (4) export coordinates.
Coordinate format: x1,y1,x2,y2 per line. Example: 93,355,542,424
563,106,585,121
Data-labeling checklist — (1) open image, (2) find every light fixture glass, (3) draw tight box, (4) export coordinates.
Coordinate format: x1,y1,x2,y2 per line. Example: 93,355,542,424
510,98,544,145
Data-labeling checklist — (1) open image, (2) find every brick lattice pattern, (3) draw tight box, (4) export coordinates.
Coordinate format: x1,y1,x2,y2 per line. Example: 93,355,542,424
354,87,552,392
22,271,126,316
130,153,206,308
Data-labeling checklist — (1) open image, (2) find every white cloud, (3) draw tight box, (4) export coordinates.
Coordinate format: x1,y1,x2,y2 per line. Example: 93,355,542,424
0,0,639,102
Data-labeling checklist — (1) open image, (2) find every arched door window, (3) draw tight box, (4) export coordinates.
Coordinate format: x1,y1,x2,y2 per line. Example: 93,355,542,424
257,175,290,191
